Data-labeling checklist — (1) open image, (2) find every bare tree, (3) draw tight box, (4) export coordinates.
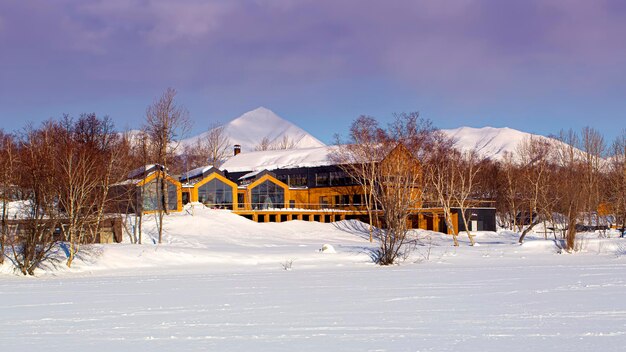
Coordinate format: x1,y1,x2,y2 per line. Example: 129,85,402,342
10,124,60,275
607,130,626,233
198,122,231,167
144,88,191,169
452,150,483,246
90,119,131,242
181,143,205,171
553,129,586,251
374,143,422,264
334,112,437,264
516,136,555,243
497,151,523,231
254,136,273,151
0,131,19,265
254,135,297,151
376,113,438,263
581,127,606,227
275,135,296,150
57,114,127,266
143,88,191,243
332,115,387,242
55,117,101,267
132,131,152,245
424,136,460,246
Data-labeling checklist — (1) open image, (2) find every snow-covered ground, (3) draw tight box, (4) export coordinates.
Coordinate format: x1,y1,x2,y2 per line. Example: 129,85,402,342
2,206,626,351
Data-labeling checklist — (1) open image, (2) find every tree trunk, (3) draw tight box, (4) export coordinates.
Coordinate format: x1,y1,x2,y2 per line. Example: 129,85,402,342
459,211,475,246
157,177,164,244
67,230,76,268
138,212,143,245
443,208,458,246
566,216,577,252
0,197,6,265
518,219,539,244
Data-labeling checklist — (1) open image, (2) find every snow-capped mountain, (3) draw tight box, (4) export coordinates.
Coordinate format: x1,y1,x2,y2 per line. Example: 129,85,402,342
182,107,325,152
171,106,576,162
441,126,555,160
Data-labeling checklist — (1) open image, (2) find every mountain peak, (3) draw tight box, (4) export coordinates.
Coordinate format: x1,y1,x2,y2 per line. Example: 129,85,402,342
251,106,272,113
442,126,549,160
231,107,283,126
181,107,326,153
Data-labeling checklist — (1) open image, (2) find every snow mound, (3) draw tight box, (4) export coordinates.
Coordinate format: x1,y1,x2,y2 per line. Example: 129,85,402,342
68,207,376,273
319,244,336,253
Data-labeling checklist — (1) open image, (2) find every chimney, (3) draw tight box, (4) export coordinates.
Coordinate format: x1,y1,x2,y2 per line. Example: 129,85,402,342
234,144,241,156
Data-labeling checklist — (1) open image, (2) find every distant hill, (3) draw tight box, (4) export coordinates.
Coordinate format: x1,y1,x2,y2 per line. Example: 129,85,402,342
441,126,558,161
181,107,325,152
145,107,582,162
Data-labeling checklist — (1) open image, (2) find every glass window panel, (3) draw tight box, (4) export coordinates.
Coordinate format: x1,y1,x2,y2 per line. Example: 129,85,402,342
251,180,285,209
141,178,178,211
197,178,233,209
315,173,329,186
167,182,178,210
288,174,307,187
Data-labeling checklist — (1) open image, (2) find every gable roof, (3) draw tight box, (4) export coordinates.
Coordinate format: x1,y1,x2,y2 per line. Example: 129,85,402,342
179,165,222,184
127,164,164,179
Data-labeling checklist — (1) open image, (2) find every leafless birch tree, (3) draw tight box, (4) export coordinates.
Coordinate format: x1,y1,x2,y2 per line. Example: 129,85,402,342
424,137,460,245
0,132,19,265
144,88,191,243
452,150,483,246
516,136,555,243
608,130,626,232
10,124,60,275
332,115,387,242
553,129,586,251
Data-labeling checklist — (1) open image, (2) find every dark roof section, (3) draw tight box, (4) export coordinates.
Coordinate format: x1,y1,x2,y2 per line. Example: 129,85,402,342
180,165,224,184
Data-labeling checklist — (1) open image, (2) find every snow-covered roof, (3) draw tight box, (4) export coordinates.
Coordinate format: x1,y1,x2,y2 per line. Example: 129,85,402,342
238,170,263,180
111,178,142,187
113,164,170,187
180,165,215,182
127,164,164,179
220,146,339,173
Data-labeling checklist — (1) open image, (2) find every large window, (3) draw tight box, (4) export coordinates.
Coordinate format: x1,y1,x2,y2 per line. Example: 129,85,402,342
288,174,308,188
141,179,178,211
315,173,329,186
330,171,351,186
278,173,308,188
167,182,177,210
198,178,233,209
251,180,285,209
237,193,245,209
334,195,351,206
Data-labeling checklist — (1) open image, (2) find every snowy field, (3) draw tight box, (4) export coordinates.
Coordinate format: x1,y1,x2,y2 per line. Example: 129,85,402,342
2,206,626,351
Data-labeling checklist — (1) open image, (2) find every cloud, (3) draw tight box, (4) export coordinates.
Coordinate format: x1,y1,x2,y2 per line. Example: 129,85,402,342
1,0,626,137
74,0,234,46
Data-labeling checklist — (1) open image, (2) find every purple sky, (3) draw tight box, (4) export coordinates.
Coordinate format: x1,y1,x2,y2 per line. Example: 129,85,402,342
1,0,625,144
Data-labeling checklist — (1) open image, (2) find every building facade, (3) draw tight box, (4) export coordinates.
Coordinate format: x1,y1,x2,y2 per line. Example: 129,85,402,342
113,147,497,235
